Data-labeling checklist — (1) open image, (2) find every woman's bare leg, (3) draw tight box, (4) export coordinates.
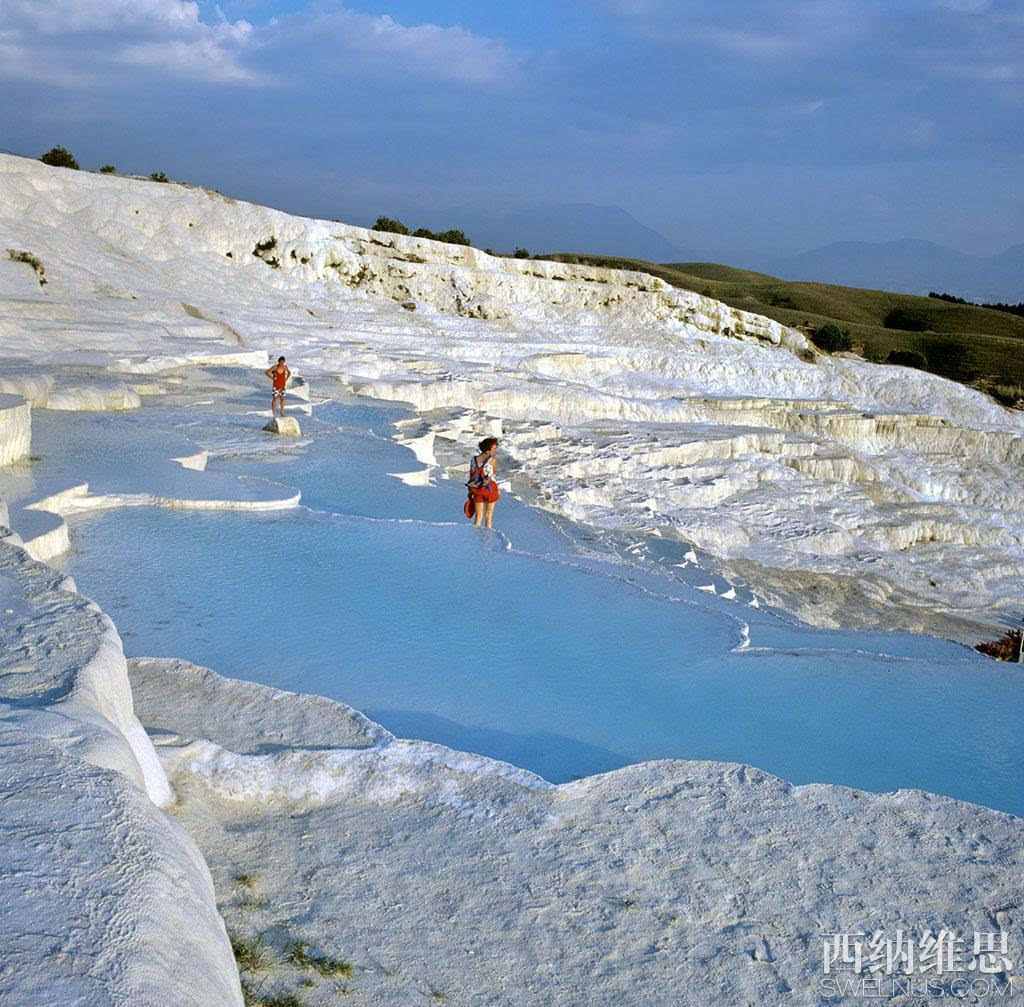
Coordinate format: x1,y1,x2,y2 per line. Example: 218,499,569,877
473,501,485,526
484,502,495,528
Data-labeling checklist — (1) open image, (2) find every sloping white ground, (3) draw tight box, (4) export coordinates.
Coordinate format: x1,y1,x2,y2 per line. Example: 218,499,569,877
1,153,1021,638
0,536,243,1004
133,658,1024,1007
0,387,324,1003
0,372,320,1003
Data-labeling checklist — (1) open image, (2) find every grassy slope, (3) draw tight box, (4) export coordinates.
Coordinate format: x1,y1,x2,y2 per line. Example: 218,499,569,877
550,253,1024,395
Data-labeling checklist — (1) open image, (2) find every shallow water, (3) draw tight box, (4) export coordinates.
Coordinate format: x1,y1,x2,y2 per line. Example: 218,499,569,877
46,398,1024,814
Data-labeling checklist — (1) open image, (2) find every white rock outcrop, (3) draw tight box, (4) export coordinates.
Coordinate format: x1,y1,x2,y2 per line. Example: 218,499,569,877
8,504,69,562
0,394,30,464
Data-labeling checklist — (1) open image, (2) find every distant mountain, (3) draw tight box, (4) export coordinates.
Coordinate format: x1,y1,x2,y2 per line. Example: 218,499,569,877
765,240,1024,303
459,203,687,263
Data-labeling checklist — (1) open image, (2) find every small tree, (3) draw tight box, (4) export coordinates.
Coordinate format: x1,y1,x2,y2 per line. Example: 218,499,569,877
884,307,928,332
99,164,116,174
373,216,409,235
436,229,470,246
513,247,530,259
150,171,169,182
811,323,853,353
39,146,78,169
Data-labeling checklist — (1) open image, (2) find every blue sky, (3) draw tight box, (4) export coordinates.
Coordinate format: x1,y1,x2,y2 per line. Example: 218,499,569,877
1,0,1021,259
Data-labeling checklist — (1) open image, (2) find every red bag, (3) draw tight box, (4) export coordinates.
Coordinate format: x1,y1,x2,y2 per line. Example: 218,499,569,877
464,496,474,519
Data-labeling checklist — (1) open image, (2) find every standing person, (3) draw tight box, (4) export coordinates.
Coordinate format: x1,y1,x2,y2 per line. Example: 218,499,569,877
467,437,501,528
265,356,291,417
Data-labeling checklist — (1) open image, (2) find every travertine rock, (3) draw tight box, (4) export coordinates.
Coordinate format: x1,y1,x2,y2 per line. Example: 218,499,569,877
263,415,301,436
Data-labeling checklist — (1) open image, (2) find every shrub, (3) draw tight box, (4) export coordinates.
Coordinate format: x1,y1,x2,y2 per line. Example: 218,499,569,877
884,307,928,332
7,248,46,286
810,323,853,353
975,628,1022,661
230,934,274,973
150,171,169,183
981,382,1023,409
99,164,116,174
373,216,409,235
886,349,927,369
410,227,472,246
923,337,973,381
39,146,78,169
513,247,530,259
284,940,353,978
436,229,470,246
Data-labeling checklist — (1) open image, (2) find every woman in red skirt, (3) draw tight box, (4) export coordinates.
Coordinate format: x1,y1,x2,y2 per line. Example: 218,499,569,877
467,436,500,528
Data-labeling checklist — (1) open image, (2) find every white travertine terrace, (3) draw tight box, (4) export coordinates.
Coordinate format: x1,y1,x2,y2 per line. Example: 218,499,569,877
0,394,30,464
1,153,1023,1004
1,152,1020,638
132,658,1024,1007
0,384,296,1003
0,526,243,1004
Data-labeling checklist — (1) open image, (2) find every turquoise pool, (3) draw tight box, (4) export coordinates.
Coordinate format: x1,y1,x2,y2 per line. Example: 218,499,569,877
41,398,1023,814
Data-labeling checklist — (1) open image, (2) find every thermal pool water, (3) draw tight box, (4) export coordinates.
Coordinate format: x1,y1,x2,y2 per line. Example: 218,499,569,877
27,397,1024,815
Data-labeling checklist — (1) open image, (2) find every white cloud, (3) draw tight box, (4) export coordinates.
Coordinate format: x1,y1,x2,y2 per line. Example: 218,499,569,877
907,6,1024,94
3,0,207,35
0,1,517,88
117,36,259,84
0,35,98,86
263,7,519,86
0,0,257,84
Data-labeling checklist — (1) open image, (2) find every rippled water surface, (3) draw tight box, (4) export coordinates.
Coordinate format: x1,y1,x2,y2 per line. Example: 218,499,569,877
52,399,1024,814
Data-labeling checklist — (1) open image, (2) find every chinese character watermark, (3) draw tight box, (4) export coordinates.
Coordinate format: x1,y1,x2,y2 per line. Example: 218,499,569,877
821,929,1014,999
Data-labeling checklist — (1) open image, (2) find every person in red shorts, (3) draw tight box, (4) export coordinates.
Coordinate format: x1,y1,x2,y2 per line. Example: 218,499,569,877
264,355,291,417
467,436,500,528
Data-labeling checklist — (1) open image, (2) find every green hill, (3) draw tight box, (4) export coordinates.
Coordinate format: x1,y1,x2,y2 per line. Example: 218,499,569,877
667,261,780,284
550,253,1024,405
